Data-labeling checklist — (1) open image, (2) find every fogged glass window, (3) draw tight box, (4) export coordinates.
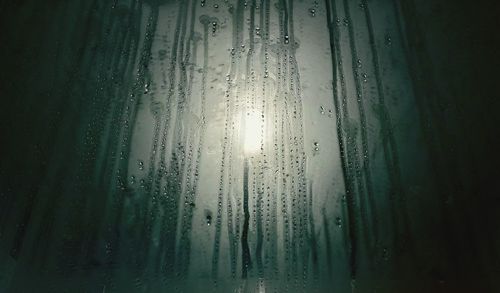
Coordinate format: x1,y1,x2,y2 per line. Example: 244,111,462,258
0,0,498,292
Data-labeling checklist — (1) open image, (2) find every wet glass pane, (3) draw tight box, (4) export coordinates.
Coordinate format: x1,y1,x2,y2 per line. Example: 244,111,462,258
1,0,498,292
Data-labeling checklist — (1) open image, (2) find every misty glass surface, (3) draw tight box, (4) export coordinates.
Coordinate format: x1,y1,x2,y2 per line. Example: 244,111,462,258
1,0,498,292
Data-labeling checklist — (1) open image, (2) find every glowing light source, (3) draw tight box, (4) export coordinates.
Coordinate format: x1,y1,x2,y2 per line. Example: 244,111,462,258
243,112,262,155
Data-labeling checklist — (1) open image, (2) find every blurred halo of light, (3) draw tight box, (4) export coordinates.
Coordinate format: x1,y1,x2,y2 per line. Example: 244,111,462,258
243,111,262,155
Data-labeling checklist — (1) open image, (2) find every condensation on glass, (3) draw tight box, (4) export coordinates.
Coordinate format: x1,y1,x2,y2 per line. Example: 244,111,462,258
0,0,497,292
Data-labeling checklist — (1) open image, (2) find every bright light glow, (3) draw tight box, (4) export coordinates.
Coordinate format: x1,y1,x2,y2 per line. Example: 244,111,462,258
243,112,262,155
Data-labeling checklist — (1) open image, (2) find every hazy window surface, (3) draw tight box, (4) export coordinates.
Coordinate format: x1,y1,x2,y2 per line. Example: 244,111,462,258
0,0,498,292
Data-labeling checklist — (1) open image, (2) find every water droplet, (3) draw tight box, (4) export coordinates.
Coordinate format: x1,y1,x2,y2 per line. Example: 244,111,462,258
385,35,392,46
313,141,320,153
336,217,342,227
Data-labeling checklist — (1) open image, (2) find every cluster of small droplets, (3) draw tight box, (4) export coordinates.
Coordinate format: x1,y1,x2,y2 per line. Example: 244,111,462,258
212,21,217,35
362,73,368,82
313,141,319,152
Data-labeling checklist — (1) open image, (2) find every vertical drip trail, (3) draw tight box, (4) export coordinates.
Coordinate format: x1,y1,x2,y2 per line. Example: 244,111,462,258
154,32,173,280
283,2,299,286
275,7,291,282
95,1,143,277
151,1,186,279
147,29,171,278
235,0,252,280
287,2,310,287
246,0,265,280
176,0,203,279
308,180,319,280
178,7,211,279
260,0,279,280
324,0,358,281
142,30,174,283
323,0,349,277
242,158,251,279
166,9,190,278
211,0,245,280
134,0,161,255
361,0,418,272
227,22,244,276
342,0,378,267
322,208,334,278
108,3,160,286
